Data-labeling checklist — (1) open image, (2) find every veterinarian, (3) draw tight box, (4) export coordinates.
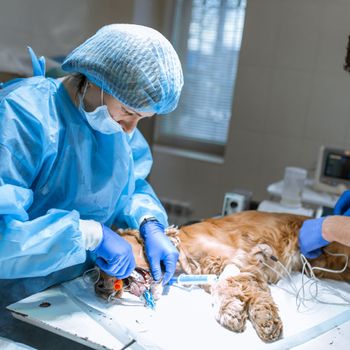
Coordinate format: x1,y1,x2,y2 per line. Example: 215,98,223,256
299,190,350,258
0,24,183,293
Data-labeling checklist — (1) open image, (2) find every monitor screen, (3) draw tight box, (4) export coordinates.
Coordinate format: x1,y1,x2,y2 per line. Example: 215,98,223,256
324,152,350,180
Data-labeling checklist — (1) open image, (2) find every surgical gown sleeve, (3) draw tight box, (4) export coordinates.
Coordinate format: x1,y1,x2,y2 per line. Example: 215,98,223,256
0,87,86,278
120,131,168,229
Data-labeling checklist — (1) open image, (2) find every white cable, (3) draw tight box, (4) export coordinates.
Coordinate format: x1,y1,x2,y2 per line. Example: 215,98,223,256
108,291,119,303
297,252,350,309
305,252,350,304
261,261,298,295
312,249,349,274
261,251,350,311
276,260,299,294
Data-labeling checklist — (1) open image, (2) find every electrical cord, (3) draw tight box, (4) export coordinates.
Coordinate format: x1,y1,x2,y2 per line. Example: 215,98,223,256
261,250,350,311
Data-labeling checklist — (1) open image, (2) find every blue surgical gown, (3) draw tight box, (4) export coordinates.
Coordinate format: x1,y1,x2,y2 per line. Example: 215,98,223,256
0,72,167,279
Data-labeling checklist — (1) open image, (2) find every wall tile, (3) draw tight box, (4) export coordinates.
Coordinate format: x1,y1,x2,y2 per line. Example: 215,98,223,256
265,69,312,137
225,129,265,192
304,72,350,143
231,66,272,133
239,0,280,67
271,1,323,70
256,134,305,201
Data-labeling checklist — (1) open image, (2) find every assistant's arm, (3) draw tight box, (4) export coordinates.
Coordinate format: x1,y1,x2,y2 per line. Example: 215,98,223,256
299,214,350,259
323,189,350,245
322,216,350,246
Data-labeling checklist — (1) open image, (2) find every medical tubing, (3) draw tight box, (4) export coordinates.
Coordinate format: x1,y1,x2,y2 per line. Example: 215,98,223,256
169,274,218,285
313,249,349,274
298,252,350,307
261,252,350,310
261,260,298,296
266,251,350,310
82,267,101,284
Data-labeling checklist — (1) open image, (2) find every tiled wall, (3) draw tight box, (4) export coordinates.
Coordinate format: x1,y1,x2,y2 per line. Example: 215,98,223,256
151,0,350,221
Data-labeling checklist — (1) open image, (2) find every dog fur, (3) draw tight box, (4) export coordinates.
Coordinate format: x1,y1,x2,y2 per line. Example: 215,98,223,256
103,211,350,342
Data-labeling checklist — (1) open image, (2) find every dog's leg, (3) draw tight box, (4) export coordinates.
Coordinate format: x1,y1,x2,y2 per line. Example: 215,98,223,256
212,272,283,341
211,274,250,333
247,278,283,342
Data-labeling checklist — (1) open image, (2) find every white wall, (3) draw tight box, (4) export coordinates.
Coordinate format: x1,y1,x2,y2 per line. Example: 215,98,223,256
0,0,134,74
149,0,350,221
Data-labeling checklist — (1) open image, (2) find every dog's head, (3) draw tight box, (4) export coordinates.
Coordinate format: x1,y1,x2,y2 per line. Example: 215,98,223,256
94,266,163,301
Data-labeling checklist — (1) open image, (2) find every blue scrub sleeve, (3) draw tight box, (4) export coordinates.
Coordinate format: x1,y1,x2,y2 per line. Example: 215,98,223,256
0,97,86,278
123,179,168,229
120,131,168,229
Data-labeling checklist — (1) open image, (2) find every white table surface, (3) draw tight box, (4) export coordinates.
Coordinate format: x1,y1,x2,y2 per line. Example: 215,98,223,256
7,275,350,350
267,180,339,208
7,287,126,350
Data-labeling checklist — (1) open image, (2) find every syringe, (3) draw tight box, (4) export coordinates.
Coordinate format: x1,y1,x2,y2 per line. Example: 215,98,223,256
168,274,218,285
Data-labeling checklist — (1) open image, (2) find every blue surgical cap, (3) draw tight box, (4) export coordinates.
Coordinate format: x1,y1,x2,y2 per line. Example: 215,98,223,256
62,24,184,114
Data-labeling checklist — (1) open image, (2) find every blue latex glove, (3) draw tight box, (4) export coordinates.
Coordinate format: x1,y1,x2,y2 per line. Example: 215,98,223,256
298,217,330,259
334,190,350,216
140,220,179,285
92,224,136,278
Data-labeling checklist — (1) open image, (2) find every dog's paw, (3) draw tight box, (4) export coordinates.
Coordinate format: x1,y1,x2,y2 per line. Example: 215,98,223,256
211,278,248,332
213,296,248,332
249,302,283,342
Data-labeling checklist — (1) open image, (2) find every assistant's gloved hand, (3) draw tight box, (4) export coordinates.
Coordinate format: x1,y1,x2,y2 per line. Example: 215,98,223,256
140,219,179,285
92,224,136,278
334,190,350,216
298,217,330,259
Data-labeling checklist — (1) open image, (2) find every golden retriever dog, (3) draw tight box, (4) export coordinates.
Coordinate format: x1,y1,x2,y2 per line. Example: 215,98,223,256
95,211,350,342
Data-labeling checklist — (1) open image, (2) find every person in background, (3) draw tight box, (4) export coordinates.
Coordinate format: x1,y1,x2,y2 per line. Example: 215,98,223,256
299,190,350,258
0,24,183,292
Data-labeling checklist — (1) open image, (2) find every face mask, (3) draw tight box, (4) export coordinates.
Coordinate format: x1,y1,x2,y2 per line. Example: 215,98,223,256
79,83,123,135
81,105,123,134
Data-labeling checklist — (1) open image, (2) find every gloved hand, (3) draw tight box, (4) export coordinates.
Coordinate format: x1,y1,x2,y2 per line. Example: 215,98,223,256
298,217,330,259
334,190,350,216
140,219,179,285
91,224,136,278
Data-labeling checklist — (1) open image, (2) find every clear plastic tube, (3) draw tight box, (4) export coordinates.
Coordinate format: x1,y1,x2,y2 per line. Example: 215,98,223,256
169,274,218,285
